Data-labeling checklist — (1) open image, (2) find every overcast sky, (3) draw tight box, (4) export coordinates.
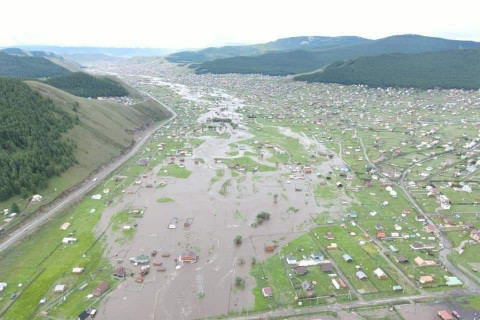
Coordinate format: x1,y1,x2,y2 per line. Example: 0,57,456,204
2,0,480,48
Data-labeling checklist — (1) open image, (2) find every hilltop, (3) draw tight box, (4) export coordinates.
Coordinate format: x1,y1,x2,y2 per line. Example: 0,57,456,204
44,72,129,98
167,36,370,63
0,51,71,78
294,49,480,89
192,34,480,76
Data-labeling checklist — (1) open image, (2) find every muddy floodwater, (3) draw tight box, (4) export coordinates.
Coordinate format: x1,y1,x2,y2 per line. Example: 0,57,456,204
94,78,347,320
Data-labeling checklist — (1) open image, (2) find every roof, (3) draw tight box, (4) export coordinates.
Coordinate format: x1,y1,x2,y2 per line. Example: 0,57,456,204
373,268,386,278
295,266,308,275
95,281,109,292
320,263,334,272
262,287,273,296
343,254,353,261
437,310,453,320
356,271,368,279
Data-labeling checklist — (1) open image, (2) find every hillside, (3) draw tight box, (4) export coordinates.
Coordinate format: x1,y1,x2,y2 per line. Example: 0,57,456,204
0,51,71,78
0,78,75,201
44,72,128,98
0,79,171,228
192,34,480,76
167,36,370,63
294,49,480,90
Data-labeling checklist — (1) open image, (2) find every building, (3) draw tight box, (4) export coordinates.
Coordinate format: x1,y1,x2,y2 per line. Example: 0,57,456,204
343,254,353,262
437,310,453,320
410,242,435,251
311,252,323,261
356,271,368,280
419,275,434,284
93,281,109,297
320,263,334,273
471,229,480,242
72,267,84,275
395,256,409,264
54,284,66,293
179,251,199,263
445,276,463,287
301,281,314,292
114,266,126,278
373,268,387,279
60,222,71,230
286,256,297,265
295,266,308,275
377,232,386,239
325,232,335,240
131,254,150,264
62,237,77,244
261,287,273,298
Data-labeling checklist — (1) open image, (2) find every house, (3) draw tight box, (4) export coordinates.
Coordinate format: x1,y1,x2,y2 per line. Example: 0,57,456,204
324,232,335,240
179,251,199,263
137,158,149,166
131,254,150,264
337,278,348,289
54,284,66,293
295,266,308,275
410,242,435,251
264,243,276,252
373,268,387,279
424,224,437,233
470,229,480,242
419,275,434,284
320,263,334,273
72,267,84,275
395,256,409,264
311,252,324,261
416,215,426,222
342,254,353,262
332,278,340,290
377,232,386,239
392,285,403,292
414,256,436,267
445,276,462,286
93,281,109,297
327,243,338,250
0,283,6,292
261,287,273,298
114,266,126,278
304,166,312,174
437,310,453,320
389,245,398,253
62,237,77,244
60,222,71,230
355,271,368,280
301,281,314,292
286,256,297,265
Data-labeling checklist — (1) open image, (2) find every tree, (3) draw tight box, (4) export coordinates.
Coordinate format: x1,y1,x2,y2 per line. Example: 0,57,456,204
273,194,279,204
235,276,245,288
234,235,242,246
10,202,20,213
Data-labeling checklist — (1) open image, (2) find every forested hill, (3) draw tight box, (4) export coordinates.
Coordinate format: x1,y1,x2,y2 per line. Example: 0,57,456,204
0,78,75,201
192,34,480,76
0,52,71,78
44,72,128,98
167,36,370,63
294,49,480,90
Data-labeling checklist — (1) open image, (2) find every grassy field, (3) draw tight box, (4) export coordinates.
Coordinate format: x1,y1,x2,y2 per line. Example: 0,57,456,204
157,164,193,179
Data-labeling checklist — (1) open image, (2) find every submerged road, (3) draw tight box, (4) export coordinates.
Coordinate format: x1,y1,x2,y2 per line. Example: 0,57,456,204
0,92,176,254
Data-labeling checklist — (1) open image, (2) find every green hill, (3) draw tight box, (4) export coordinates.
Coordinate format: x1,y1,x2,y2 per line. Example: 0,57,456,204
0,78,75,201
0,78,171,229
192,34,480,76
0,51,71,78
294,49,480,89
44,72,128,98
167,36,370,63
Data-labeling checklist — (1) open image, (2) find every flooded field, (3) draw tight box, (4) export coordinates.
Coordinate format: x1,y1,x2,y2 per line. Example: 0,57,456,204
94,79,348,319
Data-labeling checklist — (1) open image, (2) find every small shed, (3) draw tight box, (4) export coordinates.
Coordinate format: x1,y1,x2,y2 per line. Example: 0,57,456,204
261,287,273,298
295,266,308,275
355,271,368,280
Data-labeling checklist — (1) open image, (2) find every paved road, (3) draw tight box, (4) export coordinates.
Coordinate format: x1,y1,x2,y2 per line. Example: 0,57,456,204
0,92,176,254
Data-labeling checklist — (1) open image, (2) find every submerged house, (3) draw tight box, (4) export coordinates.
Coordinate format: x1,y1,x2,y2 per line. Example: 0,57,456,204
179,251,199,263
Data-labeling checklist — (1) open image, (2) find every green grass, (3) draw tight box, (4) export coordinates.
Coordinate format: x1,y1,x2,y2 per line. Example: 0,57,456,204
219,156,276,173
156,197,175,203
157,164,192,179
